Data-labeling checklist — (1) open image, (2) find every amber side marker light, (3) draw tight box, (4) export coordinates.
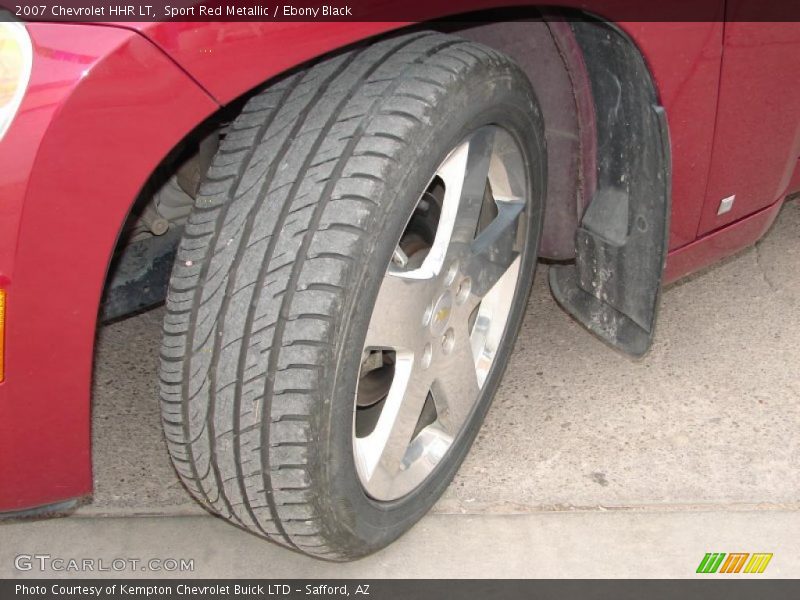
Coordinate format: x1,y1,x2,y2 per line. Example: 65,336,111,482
0,289,5,382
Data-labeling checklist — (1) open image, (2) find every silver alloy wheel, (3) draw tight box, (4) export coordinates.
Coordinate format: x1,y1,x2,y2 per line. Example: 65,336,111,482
353,125,529,501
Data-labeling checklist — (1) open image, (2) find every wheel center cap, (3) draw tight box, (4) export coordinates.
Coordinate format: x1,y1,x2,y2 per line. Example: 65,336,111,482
429,291,454,336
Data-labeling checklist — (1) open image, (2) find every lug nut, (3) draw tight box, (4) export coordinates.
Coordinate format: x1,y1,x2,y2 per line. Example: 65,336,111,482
441,328,455,354
456,278,471,304
444,261,459,286
422,305,433,326
421,343,433,369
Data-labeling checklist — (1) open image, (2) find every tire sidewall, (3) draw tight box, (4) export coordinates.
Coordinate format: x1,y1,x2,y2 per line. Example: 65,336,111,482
314,58,547,557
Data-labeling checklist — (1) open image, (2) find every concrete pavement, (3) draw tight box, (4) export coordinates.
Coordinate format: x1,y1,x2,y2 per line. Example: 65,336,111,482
2,511,799,578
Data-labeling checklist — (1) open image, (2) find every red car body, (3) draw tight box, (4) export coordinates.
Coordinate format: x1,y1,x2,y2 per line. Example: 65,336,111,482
1,2,799,513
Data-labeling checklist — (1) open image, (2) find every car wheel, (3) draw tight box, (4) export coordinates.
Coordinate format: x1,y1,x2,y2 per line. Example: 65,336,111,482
160,31,545,560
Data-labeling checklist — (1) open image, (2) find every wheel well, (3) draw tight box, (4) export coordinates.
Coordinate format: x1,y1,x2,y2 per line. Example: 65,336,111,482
100,102,245,321
449,15,597,261
102,10,670,341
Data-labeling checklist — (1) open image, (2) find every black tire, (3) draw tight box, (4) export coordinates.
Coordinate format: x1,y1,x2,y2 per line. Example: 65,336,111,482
160,31,545,560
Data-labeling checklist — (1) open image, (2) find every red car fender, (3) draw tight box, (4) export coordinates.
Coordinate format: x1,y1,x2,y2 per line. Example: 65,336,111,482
0,23,218,512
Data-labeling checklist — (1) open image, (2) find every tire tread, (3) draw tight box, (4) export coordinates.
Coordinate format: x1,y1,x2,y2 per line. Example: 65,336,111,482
160,32,510,559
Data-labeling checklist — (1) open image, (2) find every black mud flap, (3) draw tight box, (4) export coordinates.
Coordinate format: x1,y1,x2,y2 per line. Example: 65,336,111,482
549,21,671,357
100,227,182,322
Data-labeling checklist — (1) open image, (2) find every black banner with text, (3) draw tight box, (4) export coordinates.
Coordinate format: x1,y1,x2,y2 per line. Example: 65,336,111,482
2,0,800,22
4,580,800,600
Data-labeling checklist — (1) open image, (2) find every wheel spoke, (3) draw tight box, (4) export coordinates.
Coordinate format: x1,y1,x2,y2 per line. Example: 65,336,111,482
451,127,497,247
469,254,522,388
431,321,481,435
354,364,432,492
364,271,433,351
422,128,496,277
462,199,524,299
